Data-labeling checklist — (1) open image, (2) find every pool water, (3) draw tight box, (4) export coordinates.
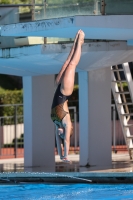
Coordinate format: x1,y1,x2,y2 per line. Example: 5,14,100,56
0,183,133,200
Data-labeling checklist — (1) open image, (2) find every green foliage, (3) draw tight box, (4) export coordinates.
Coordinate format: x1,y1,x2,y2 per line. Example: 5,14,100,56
14,0,30,3
0,90,23,125
0,0,93,4
114,82,129,93
0,0,30,3
48,0,93,4
0,0,11,4
3,133,24,148
0,90,23,106
69,84,79,101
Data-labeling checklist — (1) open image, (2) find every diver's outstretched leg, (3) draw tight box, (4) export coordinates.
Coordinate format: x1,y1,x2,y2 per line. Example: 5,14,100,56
60,30,85,96
55,30,80,86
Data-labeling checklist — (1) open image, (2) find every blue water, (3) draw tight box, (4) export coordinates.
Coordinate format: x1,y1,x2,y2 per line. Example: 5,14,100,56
0,183,133,200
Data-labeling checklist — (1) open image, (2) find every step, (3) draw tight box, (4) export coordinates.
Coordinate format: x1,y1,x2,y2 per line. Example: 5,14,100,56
112,80,127,83
129,146,133,150
126,135,133,139
124,124,133,127
112,69,124,72
115,91,130,94
118,102,133,105
121,113,133,116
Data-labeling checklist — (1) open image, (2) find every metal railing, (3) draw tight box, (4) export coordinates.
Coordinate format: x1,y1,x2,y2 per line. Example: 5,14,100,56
0,104,23,159
1,0,133,22
111,104,133,153
0,104,79,159
111,104,116,153
0,103,129,159
0,0,102,25
69,106,77,149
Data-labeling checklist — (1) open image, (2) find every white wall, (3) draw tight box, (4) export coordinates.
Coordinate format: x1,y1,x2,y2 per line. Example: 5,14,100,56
2,124,24,144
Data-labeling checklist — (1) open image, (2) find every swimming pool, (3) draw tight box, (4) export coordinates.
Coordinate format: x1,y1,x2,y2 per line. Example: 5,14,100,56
0,183,133,200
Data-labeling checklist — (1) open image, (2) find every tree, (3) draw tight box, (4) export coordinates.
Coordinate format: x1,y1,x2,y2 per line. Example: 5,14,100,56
0,0,11,4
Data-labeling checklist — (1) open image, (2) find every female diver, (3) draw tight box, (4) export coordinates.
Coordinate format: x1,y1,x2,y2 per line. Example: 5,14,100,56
51,30,85,163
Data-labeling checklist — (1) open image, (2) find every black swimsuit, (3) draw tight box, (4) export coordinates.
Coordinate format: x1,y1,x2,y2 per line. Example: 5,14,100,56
51,84,70,128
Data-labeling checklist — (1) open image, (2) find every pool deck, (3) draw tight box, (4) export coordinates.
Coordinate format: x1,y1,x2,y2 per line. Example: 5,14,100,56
0,152,133,183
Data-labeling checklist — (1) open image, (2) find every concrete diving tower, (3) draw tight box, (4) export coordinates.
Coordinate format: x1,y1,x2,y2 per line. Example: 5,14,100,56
1,15,133,170
1,15,133,41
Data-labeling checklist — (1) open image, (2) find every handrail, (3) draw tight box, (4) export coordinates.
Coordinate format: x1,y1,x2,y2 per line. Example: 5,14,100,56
0,4,44,7
0,2,93,7
0,104,23,107
0,115,23,119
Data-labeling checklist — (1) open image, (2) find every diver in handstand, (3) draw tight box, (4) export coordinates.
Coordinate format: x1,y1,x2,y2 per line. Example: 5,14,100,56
51,30,85,163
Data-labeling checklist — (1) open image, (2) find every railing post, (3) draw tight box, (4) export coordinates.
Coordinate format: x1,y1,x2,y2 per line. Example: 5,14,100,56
74,108,77,152
112,104,116,153
68,106,77,152
31,0,35,21
100,0,106,15
14,105,17,158
0,118,1,156
44,0,47,43
44,0,46,17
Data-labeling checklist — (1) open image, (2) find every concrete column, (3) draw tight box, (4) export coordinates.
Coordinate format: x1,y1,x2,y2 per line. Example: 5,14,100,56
79,67,111,167
78,71,89,166
23,75,55,170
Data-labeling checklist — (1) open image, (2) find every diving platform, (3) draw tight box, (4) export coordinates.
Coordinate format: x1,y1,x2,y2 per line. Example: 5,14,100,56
1,15,133,43
0,41,133,76
1,15,133,169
